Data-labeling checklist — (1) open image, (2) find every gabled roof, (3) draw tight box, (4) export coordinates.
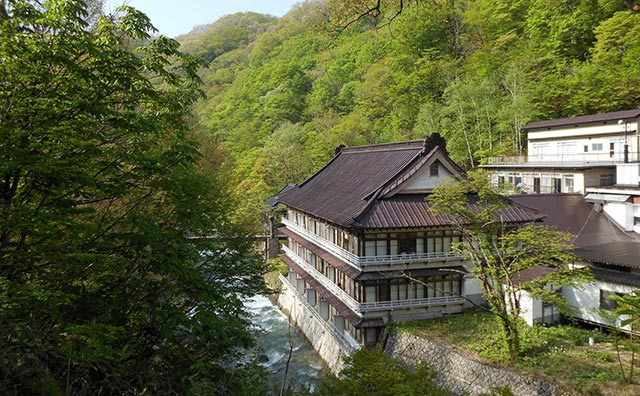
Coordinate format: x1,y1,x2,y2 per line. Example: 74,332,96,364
264,183,296,207
278,134,541,229
278,135,462,228
523,109,640,131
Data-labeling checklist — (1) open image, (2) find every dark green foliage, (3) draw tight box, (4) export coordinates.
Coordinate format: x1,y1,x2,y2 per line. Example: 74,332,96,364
317,346,454,396
0,1,269,394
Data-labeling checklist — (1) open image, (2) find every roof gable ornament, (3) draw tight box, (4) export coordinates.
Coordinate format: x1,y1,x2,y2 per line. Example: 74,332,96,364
422,132,448,156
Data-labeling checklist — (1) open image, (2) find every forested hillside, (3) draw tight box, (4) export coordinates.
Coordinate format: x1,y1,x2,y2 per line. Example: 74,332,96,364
178,0,640,231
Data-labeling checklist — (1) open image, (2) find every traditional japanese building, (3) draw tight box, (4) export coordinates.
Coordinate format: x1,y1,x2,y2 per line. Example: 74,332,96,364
276,134,541,356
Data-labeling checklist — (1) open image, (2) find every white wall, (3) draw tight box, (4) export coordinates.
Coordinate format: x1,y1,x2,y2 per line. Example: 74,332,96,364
616,163,640,185
603,202,634,231
398,159,455,193
562,280,636,328
527,117,640,163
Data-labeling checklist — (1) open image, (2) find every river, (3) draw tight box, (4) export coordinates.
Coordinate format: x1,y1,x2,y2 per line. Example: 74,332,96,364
245,295,327,392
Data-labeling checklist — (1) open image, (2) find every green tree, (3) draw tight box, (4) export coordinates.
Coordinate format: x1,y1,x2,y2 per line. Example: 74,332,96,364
0,1,268,394
317,346,453,396
611,290,640,384
428,170,590,359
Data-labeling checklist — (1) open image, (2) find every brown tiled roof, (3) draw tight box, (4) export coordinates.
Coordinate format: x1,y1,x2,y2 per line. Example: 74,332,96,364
280,227,361,279
278,136,538,229
524,109,640,130
357,194,542,229
509,194,637,248
278,140,426,227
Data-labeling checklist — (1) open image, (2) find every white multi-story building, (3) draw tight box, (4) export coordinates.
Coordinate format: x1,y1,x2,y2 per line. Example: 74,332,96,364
484,109,640,195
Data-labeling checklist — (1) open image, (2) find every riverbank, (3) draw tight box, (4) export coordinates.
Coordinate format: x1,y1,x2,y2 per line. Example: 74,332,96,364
246,294,327,392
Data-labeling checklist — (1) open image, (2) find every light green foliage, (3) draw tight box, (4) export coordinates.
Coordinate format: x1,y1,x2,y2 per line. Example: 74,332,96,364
317,346,454,396
428,170,591,359
611,290,640,383
179,0,640,231
401,308,635,393
0,1,269,394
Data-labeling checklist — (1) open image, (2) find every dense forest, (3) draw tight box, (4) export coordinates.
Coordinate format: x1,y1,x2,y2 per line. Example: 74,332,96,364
177,0,640,231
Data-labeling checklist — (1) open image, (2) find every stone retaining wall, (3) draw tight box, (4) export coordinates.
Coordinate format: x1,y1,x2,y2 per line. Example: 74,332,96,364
276,278,348,374
385,332,575,396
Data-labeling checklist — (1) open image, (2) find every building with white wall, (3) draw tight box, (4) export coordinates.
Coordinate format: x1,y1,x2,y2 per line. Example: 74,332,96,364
484,109,640,194
509,194,640,329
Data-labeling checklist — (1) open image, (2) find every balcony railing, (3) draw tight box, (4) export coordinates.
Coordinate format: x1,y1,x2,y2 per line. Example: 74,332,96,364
360,251,461,265
283,246,466,313
360,295,465,312
282,219,461,267
487,151,639,166
283,245,361,313
279,273,359,354
282,218,361,270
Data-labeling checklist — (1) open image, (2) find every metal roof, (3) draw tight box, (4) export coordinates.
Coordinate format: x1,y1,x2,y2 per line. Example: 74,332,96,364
509,194,637,249
524,109,640,130
584,193,630,202
279,140,425,227
575,242,640,269
356,194,542,229
590,267,640,287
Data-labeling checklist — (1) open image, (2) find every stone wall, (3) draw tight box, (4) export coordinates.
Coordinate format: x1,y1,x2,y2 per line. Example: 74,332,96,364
276,277,349,374
385,332,575,396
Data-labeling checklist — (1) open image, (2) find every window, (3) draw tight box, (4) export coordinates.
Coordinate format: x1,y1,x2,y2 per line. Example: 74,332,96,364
600,290,624,311
592,143,603,151
497,176,505,188
584,145,588,153
600,174,614,186
610,142,615,158
563,175,574,193
553,178,562,193
398,232,417,254
533,177,541,194
430,162,439,177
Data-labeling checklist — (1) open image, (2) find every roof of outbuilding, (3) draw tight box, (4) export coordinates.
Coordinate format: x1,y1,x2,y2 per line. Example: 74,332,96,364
508,266,556,287
278,135,540,229
523,109,640,130
575,242,640,270
509,194,636,249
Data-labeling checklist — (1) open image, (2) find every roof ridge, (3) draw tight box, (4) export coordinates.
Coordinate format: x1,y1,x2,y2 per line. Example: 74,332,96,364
340,139,424,153
525,108,640,130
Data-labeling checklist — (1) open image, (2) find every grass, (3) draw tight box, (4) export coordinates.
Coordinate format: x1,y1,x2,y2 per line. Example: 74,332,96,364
400,308,640,396
264,257,287,292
